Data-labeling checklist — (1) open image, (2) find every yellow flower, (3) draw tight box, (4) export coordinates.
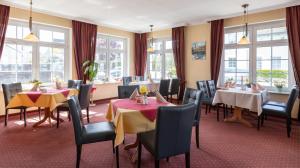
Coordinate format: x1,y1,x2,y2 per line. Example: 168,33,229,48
139,85,148,95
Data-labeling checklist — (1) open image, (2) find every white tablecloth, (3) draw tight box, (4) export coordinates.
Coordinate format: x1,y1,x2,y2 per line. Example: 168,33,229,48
129,81,160,92
212,88,268,116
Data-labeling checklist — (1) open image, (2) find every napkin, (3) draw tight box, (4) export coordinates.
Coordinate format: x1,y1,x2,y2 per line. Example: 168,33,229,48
256,83,265,91
251,84,259,93
129,88,140,100
155,91,168,103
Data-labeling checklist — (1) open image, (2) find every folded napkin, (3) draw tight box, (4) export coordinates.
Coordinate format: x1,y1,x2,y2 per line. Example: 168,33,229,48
251,84,259,93
155,91,168,103
129,88,140,100
256,83,265,91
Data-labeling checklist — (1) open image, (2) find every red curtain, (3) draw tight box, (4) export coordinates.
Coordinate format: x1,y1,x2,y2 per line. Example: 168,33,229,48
72,20,97,82
0,5,10,60
134,33,147,76
286,5,300,120
210,19,224,84
172,26,185,99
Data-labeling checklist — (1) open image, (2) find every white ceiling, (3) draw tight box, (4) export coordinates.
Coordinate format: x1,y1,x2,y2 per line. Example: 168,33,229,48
1,0,300,32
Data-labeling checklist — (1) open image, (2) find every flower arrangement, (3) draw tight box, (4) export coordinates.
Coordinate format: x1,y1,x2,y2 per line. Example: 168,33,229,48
139,85,149,95
30,79,42,91
274,80,286,89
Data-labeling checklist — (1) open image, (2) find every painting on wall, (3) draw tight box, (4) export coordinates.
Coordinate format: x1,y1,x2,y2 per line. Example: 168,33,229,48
192,41,206,60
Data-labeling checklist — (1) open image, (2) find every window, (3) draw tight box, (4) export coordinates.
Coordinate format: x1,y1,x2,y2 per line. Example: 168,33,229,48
147,38,176,80
222,20,294,89
95,34,128,82
0,20,70,83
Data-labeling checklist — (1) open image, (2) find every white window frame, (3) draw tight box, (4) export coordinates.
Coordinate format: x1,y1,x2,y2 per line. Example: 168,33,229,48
221,20,295,90
146,38,175,80
2,19,70,83
95,34,128,82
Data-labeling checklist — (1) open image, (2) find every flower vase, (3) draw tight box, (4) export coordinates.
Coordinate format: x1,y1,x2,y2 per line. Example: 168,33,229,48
143,95,148,105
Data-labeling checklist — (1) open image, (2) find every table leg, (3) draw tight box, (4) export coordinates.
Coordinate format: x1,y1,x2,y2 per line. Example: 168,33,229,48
124,135,140,150
50,111,64,122
33,107,51,127
224,107,253,127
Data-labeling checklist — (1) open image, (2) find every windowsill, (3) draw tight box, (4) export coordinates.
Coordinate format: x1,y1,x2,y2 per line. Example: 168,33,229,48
268,90,290,95
92,81,122,85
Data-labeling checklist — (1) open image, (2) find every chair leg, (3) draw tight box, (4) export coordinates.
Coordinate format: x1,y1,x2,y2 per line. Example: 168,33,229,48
5,109,8,126
57,109,60,128
38,107,41,120
208,105,211,113
86,107,90,123
76,145,82,168
185,152,190,168
23,108,27,127
195,125,200,148
261,113,264,126
115,145,119,168
68,111,71,121
138,141,142,168
20,109,22,120
112,140,115,153
205,104,208,115
166,157,169,162
155,160,160,168
217,106,219,121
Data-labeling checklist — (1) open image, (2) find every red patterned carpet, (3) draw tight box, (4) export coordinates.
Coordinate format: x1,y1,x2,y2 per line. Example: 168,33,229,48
0,104,299,168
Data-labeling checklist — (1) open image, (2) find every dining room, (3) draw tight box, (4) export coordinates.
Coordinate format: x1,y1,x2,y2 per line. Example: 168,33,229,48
0,0,300,168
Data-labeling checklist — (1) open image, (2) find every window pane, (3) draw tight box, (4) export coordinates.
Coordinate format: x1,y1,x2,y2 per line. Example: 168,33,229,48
272,27,287,40
257,47,271,60
149,53,162,80
237,48,249,60
165,40,172,50
153,41,162,51
224,73,236,82
40,30,52,42
225,33,236,44
53,32,65,43
17,45,32,82
224,49,236,60
236,73,249,84
165,53,176,79
109,39,124,50
237,61,249,73
272,46,288,60
257,29,271,41
0,44,17,83
109,52,123,80
95,52,107,81
17,26,30,39
97,37,107,49
224,61,235,73
6,25,16,38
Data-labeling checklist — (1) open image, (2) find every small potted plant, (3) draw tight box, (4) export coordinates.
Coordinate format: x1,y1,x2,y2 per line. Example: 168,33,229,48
274,80,286,92
82,60,99,83
30,79,42,91
139,85,149,104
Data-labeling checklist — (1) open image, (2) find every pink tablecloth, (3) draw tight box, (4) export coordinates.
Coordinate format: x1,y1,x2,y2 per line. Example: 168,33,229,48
112,98,168,121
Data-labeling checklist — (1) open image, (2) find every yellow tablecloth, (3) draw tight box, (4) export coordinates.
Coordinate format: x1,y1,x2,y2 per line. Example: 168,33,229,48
7,89,78,111
106,98,172,146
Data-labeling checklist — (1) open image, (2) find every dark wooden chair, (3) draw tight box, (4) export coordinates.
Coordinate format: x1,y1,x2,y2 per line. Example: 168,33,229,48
2,83,28,127
196,80,212,114
159,79,171,101
168,78,180,103
122,76,132,85
57,84,92,127
182,88,202,148
118,85,139,99
258,87,299,137
137,103,196,168
68,96,119,168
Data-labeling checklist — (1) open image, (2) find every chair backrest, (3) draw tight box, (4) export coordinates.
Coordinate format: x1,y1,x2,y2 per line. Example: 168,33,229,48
122,76,132,85
170,78,180,95
135,76,144,81
159,79,171,97
68,80,83,90
182,88,203,123
196,80,210,100
78,84,92,109
2,83,22,106
207,80,216,97
118,85,139,99
286,87,299,115
68,96,84,145
155,103,196,159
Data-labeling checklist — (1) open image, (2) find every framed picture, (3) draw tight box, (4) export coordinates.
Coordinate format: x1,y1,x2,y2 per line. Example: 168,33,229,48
192,41,206,60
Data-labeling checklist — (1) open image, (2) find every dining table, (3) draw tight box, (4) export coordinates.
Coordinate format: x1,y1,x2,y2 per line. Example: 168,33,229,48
106,97,173,149
7,88,78,127
212,87,268,127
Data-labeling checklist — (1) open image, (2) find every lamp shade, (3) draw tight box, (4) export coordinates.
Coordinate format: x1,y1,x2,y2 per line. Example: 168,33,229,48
24,32,39,42
238,35,250,45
